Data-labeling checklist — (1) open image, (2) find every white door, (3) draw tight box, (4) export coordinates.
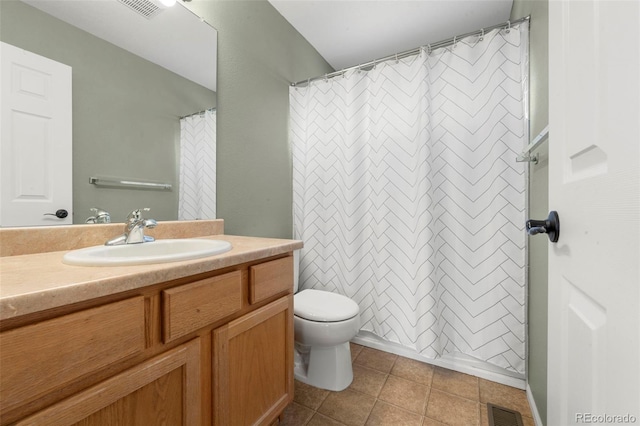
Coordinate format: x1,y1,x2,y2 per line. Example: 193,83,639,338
548,1,639,425
0,42,72,227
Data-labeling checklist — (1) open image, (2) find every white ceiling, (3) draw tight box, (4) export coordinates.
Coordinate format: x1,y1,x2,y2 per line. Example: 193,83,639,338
20,1,513,91
268,0,514,71
20,0,217,91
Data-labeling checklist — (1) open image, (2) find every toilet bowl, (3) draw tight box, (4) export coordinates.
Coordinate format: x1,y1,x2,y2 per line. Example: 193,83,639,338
293,288,361,391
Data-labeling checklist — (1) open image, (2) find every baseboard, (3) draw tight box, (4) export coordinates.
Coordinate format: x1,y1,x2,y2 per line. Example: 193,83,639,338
351,332,526,389
526,383,545,426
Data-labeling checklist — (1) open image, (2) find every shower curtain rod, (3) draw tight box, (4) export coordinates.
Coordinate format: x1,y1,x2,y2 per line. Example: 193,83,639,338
291,15,530,87
179,107,216,120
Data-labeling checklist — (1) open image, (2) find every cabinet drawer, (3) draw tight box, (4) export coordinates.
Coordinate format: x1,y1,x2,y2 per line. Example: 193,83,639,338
0,296,145,415
249,256,293,304
162,270,242,343
16,338,202,426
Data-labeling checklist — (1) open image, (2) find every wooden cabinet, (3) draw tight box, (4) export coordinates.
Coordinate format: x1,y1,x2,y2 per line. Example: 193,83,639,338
162,271,243,343
213,296,294,426
0,297,146,417
16,338,201,426
249,256,293,304
0,253,294,426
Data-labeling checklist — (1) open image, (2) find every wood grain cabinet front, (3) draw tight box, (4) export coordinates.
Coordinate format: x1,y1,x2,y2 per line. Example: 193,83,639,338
213,295,294,426
162,270,243,343
15,338,202,426
0,296,145,418
249,256,294,304
0,253,295,426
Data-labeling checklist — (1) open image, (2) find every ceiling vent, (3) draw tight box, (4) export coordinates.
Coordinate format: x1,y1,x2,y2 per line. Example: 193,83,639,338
117,0,166,19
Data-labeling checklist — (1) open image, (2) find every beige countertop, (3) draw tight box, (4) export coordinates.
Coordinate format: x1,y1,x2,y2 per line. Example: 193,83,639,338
0,234,302,321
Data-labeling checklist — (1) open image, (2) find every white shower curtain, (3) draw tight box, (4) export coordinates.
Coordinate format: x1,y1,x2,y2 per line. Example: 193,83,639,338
179,109,216,220
291,23,528,374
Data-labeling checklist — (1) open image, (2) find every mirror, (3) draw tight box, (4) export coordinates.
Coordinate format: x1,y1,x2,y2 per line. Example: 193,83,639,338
0,0,217,224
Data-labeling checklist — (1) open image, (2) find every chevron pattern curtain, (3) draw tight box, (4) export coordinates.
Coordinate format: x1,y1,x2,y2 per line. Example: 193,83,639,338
178,109,216,220
291,23,528,374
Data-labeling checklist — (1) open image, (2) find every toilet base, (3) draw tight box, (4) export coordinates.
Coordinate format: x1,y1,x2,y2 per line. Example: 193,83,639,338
294,342,353,391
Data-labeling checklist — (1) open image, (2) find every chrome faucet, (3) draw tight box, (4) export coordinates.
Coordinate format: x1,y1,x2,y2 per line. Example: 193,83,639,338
105,208,157,246
85,207,111,224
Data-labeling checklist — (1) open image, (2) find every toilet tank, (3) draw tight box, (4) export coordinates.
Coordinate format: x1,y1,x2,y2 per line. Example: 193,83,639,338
293,249,300,293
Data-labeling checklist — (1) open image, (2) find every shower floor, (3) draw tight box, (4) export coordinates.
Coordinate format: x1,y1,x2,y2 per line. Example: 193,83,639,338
279,343,535,426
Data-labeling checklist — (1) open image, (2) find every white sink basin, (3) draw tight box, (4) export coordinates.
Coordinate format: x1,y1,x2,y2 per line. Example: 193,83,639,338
62,238,232,266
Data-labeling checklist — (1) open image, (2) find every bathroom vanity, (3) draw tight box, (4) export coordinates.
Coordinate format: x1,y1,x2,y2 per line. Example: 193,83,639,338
0,220,302,425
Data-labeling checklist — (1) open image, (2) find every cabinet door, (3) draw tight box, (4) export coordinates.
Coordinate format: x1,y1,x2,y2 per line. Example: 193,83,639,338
16,338,202,426
0,296,145,418
213,296,294,426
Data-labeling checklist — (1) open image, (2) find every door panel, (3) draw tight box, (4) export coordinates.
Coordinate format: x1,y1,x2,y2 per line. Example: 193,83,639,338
0,42,72,226
548,1,639,424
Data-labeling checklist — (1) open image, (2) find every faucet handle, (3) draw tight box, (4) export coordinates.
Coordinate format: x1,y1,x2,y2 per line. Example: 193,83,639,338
89,207,111,223
127,208,150,221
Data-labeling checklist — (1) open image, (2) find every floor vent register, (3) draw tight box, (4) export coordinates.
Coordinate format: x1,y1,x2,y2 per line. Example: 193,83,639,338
487,403,524,426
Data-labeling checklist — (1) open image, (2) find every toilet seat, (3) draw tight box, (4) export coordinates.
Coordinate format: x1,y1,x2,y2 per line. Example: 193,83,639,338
294,289,359,322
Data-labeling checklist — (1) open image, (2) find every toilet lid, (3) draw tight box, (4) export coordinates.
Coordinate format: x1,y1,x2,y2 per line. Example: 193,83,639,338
294,289,360,322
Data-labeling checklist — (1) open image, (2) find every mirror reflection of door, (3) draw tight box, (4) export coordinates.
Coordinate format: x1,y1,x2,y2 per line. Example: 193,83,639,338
0,0,217,224
0,42,72,227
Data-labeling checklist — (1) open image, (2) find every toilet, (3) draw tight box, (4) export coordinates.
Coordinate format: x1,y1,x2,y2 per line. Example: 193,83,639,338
293,253,361,391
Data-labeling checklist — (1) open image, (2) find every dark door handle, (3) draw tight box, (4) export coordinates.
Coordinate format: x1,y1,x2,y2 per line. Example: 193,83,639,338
526,211,560,243
44,209,69,219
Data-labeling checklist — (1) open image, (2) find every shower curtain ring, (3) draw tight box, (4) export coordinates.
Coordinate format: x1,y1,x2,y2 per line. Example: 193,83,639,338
506,20,511,33
453,36,457,48
427,44,431,55
480,28,485,41
395,53,399,63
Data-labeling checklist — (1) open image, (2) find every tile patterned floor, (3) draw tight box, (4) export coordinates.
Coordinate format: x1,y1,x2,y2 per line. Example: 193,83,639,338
280,343,535,426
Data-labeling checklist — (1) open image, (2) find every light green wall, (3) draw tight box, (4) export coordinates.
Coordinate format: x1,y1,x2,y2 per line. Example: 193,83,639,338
511,1,549,424
186,0,333,238
0,0,215,223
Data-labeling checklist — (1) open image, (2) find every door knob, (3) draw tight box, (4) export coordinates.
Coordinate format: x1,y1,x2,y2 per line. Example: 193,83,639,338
44,209,69,219
526,211,560,243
